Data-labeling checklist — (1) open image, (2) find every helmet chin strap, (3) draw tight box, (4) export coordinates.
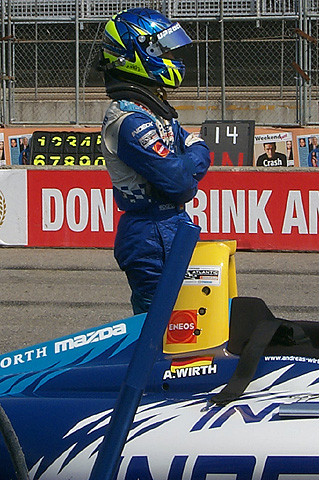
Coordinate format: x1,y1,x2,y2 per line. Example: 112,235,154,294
104,75,178,121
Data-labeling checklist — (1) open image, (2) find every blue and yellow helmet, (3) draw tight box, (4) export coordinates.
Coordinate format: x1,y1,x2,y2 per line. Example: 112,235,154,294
102,8,192,89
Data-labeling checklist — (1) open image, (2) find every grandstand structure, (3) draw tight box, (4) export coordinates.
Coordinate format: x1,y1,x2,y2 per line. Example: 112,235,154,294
2,0,307,19
1,0,319,126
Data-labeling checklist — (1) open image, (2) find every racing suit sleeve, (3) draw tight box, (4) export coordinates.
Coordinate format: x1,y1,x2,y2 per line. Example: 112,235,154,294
116,112,211,205
172,121,211,181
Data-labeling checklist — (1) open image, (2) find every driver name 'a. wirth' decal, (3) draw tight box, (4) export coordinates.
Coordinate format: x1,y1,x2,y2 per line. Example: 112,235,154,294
163,356,217,380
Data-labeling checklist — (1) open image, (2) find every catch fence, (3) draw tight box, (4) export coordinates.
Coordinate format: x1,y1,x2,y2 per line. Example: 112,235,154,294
1,0,319,126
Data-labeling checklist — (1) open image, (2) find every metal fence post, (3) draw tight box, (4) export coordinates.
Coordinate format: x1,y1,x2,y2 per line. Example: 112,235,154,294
220,0,226,121
205,22,209,120
7,0,13,123
75,0,80,125
1,0,7,125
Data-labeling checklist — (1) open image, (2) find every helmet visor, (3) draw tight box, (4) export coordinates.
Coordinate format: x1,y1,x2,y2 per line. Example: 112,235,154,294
144,23,192,57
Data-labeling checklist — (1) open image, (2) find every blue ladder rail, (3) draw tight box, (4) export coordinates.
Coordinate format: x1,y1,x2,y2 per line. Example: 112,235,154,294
89,220,201,480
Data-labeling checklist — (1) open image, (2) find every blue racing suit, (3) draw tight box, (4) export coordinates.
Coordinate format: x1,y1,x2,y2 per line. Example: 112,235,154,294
101,99,210,313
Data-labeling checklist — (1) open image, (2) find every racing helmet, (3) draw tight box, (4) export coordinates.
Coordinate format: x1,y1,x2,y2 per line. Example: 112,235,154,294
102,8,192,89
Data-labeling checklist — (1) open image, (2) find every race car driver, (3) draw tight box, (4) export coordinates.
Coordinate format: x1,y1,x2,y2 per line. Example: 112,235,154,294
100,8,210,314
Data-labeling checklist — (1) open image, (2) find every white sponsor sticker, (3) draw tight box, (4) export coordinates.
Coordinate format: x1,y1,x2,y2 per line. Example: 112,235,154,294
138,130,160,149
131,122,153,137
183,265,221,286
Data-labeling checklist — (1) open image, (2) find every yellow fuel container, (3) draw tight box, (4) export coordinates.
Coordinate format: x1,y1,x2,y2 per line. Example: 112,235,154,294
163,240,237,354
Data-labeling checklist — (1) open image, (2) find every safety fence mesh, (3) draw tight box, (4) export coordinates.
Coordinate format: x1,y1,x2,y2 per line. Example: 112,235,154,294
1,0,319,125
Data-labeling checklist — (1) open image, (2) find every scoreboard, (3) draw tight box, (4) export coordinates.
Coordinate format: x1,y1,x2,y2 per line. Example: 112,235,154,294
30,131,104,166
29,122,255,167
200,120,255,166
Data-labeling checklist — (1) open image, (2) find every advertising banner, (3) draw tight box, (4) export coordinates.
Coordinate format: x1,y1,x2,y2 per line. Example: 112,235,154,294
296,133,319,168
254,131,294,167
0,170,27,245
190,171,319,251
22,169,319,251
0,132,5,166
27,170,121,247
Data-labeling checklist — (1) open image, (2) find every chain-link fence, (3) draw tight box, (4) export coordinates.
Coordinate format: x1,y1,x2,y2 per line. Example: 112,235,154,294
1,0,319,126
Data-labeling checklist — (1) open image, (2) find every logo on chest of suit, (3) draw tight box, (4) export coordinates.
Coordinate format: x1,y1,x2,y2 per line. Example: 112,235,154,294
138,129,160,149
131,122,153,137
153,141,170,157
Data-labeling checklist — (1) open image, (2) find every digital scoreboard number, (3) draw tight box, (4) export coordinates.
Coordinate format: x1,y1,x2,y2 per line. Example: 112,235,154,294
30,131,105,166
200,120,255,166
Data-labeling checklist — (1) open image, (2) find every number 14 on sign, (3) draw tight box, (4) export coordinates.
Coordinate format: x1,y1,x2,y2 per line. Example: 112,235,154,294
215,126,238,145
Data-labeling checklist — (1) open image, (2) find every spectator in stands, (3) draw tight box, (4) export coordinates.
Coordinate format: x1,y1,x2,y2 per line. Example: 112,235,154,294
100,8,210,314
256,142,287,167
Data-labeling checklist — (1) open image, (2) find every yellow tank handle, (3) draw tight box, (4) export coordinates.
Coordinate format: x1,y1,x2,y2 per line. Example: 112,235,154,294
163,240,237,354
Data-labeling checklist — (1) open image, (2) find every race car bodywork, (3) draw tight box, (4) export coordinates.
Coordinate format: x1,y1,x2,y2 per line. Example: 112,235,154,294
0,222,319,480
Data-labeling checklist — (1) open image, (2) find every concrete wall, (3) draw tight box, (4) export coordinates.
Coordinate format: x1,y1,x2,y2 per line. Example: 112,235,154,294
12,97,318,127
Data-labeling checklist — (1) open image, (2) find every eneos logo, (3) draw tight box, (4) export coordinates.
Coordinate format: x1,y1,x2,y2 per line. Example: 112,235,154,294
166,310,197,344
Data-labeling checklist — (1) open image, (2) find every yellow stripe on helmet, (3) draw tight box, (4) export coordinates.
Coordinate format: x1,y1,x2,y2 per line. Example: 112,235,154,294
160,58,183,87
108,51,149,79
131,25,149,36
105,18,125,48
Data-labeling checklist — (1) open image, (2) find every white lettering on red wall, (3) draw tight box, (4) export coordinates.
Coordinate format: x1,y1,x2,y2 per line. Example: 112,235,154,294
187,188,319,237
42,188,113,232
187,189,273,234
27,170,319,250
186,171,319,251
27,170,120,247
282,190,319,234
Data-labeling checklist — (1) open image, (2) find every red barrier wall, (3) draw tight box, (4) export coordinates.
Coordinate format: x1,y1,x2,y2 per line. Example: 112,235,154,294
195,170,319,251
22,169,319,251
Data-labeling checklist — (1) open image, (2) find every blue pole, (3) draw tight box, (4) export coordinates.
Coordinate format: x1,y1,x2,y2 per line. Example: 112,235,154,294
89,220,200,480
